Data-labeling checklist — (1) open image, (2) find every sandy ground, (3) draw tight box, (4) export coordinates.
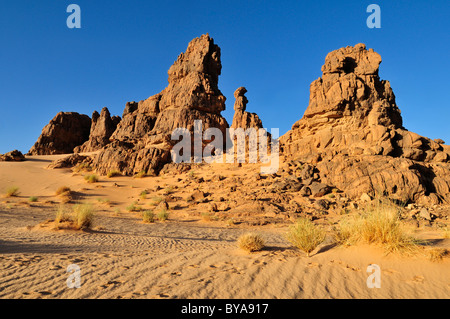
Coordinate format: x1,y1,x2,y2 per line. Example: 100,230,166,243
0,155,449,299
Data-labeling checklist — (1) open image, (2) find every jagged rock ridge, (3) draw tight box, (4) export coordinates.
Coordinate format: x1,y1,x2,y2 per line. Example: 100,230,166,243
74,107,121,153
92,34,229,175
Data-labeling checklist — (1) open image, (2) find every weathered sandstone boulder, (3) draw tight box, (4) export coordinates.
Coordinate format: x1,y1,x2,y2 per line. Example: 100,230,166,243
92,34,229,175
47,153,92,169
74,107,120,153
28,112,91,155
0,150,25,161
280,44,450,204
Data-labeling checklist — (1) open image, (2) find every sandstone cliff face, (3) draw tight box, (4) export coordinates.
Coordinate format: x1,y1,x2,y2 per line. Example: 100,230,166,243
92,34,229,175
280,44,450,204
28,112,91,155
74,107,120,153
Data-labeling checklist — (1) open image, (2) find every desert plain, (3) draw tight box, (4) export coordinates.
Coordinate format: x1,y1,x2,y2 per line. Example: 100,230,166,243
0,152,448,299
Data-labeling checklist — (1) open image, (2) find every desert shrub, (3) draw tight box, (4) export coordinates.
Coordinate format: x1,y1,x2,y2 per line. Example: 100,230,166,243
72,204,95,230
84,174,99,183
29,196,38,202
426,248,448,262
5,186,20,197
286,218,325,257
126,201,142,212
237,233,265,253
142,210,155,223
107,170,121,178
157,209,169,221
55,186,71,195
55,186,73,203
140,190,148,199
54,205,72,225
334,199,420,254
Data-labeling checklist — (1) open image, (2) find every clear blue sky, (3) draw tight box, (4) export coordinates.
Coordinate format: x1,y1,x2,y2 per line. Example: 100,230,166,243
1,0,449,154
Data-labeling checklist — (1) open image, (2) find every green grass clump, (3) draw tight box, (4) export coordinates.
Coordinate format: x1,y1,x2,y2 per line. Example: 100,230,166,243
140,190,148,200
29,196,38,202
286,218,325,257
126,201,142,212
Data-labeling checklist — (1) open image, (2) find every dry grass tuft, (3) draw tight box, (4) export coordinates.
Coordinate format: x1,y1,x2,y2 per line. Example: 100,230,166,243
107,170,121,178
286,218,325,257
84,174,99,183
5,186,20,197
157,209,169,221
133,171,147,179
334,198,421,255
237,233,265,253
53,204,95,230
55,186,73,203
55,186,71,196
142,210,155,223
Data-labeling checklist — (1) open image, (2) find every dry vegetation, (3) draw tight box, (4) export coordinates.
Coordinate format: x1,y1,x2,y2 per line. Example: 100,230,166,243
53,204,95,230
5,186,20,197
286,218,326,257
237,233,265,253
84,174,99,183
334,199,421,255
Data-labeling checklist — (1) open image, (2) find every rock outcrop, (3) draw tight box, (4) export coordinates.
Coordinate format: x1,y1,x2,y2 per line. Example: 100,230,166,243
74,107,120,153
92,34,229,175
0,150,25,161
230,87,264,130
280,44,450,204
28,112,91,155
47,153,92,169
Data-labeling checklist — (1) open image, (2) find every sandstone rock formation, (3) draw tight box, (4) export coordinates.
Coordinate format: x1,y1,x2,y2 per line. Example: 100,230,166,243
92,34,229,175
74,107,120,153
47,153,92,169
28,112,91,155
280,44,450,204
0,150,25,161
230,87,264,130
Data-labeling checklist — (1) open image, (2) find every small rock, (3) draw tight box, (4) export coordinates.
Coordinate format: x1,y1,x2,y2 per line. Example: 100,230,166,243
360,193,372,203
419,208,432,221
309,182,331,197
